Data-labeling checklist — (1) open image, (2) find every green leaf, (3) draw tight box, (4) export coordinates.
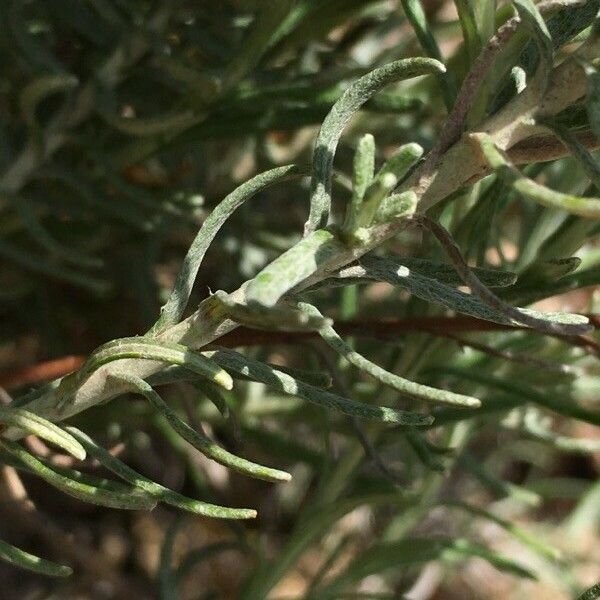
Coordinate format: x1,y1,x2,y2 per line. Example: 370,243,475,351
112,374,291,483
510,407,600,454
342,133,376,234
472,132,600,219
0,406,86,460
442,501,561,561
373,191,418,225
0,539,72,577
214,290,330,332
152,164,298,333
399,0,455,108
66,428,257,519
396,257,516,287
66,337,234,395
305,57,445,233
245,228,345,307
207,348,433,425
438,367,600,426
299,302,480,408
0,238,111,295
513,0,553,84
0,440,157,510
19,74,78,127
357,143,423,227
99,109,199,137
357,254,589,332
224,1,294,89
243,493,409,600
453,0,481,63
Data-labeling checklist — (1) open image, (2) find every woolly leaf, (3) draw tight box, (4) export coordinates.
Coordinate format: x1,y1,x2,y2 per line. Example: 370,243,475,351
0,440,157,510
305,57,445,233
0,406,86,460
152,164,298,333
245,228,345,307
207,348,433,425
342,133,376,234
472,132,600,219
299,302,480,408
357,143,423,227
113,374,291,483
67,428,257,518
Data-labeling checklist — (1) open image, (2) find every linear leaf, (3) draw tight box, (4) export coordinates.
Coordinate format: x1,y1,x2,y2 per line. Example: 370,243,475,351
442,501,561,561
584,61,600,139
305,57,445,233
214,290,330,331
342,133,376,234
316,537,535,597
68,337,233,393
357,143,423,227
358,255,588,331
577,582,600,600
513,0,553,83
152,164,298,333
0,539,72,577
399,0,455,108
66,428,257,518
299,302,480,408
539,117,600,190
0,440,157,510
112,374,291,483
245,228,345,307
472,132,600,219
0,407,85,460
207,348,433,425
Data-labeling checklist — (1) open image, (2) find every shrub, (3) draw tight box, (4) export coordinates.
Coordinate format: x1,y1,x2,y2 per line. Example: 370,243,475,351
0,1,599,598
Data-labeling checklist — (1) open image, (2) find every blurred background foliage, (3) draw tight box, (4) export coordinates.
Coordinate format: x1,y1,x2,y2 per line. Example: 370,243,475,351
0,0,599,598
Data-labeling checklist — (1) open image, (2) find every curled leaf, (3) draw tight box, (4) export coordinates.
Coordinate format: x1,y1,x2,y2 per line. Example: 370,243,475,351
152,164,298,333
305,57,446,234
299,302,480,408
113,374,291,483
66,428,257,518
0,539,72,578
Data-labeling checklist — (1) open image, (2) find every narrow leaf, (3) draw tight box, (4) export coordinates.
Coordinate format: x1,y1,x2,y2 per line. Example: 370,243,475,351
342,133,376,234
245,228,345,307
539,117,600,190
299,302,480,408
0,539,72,577
0,406,86,460
305,57,445,233
577,582,600,600
584,62,600,138
357,143,423,227
214,290,330,331
69,337,233,393
113,374,291,483
207,348,433,426
0,440,157,510
152,164,298,333
358,254,589,332
399,0,455,108
472,132,600,219
66,428,257,519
